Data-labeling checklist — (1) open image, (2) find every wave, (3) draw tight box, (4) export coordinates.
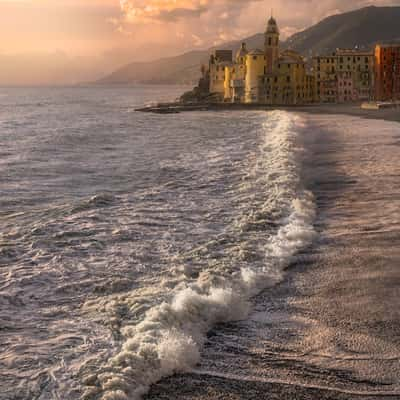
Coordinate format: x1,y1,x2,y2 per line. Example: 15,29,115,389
71,193,118,213
80,111,317,400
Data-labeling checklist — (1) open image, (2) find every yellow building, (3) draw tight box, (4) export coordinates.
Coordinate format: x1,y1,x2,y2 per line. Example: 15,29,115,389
209,50,233,100
245,49,266,103
210,15,315,105
260,50,313,105
224,16,314,105
224,43,247,102
313,55,338,103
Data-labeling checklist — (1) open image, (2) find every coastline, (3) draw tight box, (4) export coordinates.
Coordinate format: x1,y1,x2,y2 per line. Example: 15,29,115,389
145,113,400,399
294,103,400,123
136,102,400,124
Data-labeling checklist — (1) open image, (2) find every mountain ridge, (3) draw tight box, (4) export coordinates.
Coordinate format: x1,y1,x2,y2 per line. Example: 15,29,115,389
97,6,400,85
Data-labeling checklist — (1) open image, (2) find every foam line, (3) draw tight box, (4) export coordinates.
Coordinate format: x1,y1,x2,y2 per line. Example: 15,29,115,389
82,111,317,400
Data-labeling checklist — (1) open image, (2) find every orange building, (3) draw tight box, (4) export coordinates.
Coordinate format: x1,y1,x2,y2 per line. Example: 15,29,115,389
375,44,400,101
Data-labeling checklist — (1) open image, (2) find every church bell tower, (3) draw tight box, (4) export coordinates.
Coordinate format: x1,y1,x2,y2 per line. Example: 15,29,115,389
265,14,280,73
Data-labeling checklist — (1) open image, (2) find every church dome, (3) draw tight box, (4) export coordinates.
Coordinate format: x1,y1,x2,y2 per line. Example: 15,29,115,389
236,43,248,60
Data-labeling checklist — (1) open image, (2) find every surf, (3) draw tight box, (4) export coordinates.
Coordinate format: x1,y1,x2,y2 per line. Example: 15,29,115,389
81,111,317,400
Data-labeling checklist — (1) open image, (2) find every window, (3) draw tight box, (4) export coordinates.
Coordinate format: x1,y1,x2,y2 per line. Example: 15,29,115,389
253,56,257,60
268,38,272,46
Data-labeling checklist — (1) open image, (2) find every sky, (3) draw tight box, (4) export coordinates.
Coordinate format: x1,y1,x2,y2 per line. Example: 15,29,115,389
1,0,399,85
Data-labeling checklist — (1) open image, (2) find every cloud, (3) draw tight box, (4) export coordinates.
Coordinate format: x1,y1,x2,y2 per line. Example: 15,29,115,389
1,0,400,84
119,0,210,22
111,0,400,60
118,0,268,23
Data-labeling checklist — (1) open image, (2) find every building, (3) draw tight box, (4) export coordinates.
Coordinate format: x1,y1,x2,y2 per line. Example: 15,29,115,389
375,44,400,101
208,15,393,105
209,50,233,100
245,48,266,103
260,50,314,105
313,49,374,103
210,15,314,105
337,49,374,101
313,55,338,103
224,43,248,102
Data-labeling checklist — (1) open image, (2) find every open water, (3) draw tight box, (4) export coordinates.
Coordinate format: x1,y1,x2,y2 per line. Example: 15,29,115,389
0,86,316,399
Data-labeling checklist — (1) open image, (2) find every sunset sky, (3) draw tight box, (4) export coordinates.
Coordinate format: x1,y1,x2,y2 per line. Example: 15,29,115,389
1,0,399,85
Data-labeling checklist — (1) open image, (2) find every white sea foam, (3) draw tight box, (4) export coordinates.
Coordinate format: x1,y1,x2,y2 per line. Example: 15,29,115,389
82,111,317,400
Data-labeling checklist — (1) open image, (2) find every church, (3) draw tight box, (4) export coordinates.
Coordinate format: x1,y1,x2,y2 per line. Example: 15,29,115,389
208,15,315,105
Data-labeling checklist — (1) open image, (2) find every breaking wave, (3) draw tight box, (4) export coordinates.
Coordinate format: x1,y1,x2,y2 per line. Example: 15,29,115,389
80,112,317,400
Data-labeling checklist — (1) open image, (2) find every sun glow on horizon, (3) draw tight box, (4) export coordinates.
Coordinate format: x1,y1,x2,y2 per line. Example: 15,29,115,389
1,0,399,85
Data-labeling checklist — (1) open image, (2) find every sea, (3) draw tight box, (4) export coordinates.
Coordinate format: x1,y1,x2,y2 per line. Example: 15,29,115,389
0,86,317,400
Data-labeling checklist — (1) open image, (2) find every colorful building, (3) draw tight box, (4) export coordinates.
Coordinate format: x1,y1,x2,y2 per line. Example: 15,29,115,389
375,44,400,101
313,50,374,103
336,49,374,101
210,15,314,105
208,16,400,105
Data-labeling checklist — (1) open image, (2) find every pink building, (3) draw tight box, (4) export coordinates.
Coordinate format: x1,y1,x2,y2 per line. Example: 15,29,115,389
337,72,357,103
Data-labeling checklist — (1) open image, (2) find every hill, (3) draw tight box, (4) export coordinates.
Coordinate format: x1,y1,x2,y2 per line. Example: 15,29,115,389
286,5,400,55
97,6,400,85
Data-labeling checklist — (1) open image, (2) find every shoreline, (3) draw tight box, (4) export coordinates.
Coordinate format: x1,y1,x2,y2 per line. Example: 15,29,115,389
145,112,400,399
294,103,400,123
136,102,400,123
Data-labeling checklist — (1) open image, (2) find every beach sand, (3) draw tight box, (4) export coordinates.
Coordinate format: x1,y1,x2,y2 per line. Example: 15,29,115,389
297,103,400,123
145,113,400,399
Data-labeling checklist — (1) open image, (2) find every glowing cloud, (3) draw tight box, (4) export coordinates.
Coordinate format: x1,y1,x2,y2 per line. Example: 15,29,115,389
119,0,209,22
